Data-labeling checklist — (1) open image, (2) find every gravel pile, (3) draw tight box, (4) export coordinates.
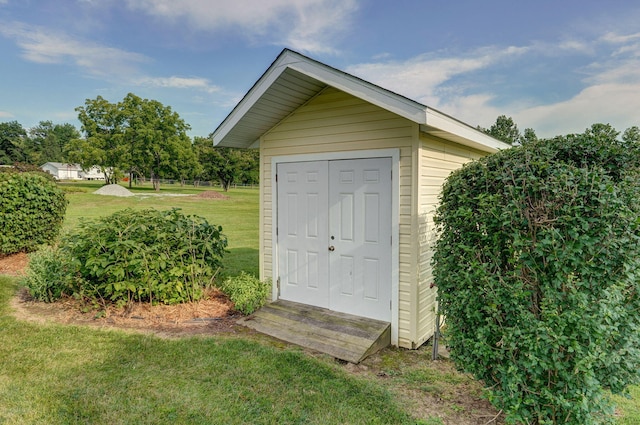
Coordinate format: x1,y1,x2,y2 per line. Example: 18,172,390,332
94,184,135,197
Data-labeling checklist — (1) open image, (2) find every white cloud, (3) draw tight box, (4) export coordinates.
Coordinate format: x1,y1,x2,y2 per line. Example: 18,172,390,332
0,111,14,118
513,31,640,136
346,45,529,106
122,0,357,53
137,76,220,93
345,32,640,138
0,21,225,99
515,82,640,137
0,22,148,78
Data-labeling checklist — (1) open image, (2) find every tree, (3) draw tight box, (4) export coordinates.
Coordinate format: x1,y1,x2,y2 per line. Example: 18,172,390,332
623,126,640,144
69,93,198,190
0,121,27,164
433,125,640,424
521,127,538,144
67,95,123,184
27,121,79,164
481,115,522,145
121,94,196,190
194,137,259,191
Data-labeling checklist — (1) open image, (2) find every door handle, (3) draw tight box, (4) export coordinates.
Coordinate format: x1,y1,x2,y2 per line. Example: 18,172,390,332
328,246,335,252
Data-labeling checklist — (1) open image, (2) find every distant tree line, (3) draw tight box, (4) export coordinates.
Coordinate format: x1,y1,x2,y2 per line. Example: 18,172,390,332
0,93,259,191
479,114,640,146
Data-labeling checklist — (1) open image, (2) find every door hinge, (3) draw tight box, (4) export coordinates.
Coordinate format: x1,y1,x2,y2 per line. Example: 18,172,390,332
275,173,278,182
277,277,281,297
390,300,392,310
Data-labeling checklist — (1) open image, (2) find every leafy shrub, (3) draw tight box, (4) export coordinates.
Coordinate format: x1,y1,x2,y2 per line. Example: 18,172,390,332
25,208,227,306
0,172,67,255
433,127,640,424
22,246,81,302
218,272,270,315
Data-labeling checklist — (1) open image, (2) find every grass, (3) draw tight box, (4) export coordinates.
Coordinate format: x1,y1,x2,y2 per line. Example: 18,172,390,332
613,386,640,425
0,276,414,424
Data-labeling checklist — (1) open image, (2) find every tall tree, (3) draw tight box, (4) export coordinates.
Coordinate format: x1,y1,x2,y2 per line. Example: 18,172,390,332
67,96,123,183
0,121,27,164
481,115,522,145
27,121,80,164
120,94,195,190
69,93,197,190
521,127,538,145
623,126,640,144
194,137,258,191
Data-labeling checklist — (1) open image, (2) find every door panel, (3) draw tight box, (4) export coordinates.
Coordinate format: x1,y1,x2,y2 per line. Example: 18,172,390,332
329,158,392,321
277,161,329,308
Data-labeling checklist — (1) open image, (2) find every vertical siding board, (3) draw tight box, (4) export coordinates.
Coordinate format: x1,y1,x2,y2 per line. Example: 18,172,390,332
414,133,488,348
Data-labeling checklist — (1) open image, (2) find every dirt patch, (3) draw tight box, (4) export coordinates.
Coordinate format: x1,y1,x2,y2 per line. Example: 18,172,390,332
0,252,29,276
342,348,505,425
195,190,230,200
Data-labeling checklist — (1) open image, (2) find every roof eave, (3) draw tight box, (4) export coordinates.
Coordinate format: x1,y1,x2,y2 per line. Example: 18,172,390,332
422,108,510,153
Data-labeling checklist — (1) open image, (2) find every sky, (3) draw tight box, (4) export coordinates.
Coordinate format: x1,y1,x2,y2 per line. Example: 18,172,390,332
1,0,639,140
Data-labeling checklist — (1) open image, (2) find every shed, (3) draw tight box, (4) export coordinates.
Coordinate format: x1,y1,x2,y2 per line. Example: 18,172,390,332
213,49,508,355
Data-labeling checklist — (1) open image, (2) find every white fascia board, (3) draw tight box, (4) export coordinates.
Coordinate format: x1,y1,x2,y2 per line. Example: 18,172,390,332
212,53,293,146
424,108,510,153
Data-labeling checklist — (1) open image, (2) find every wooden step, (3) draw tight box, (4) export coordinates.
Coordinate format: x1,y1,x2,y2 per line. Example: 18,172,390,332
238,300,391,363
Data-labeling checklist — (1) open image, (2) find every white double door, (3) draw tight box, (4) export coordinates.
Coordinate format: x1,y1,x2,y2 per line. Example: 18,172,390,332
276,158,392,322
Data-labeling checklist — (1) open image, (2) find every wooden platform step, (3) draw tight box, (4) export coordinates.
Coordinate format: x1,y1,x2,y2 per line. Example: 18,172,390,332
238,300,391,363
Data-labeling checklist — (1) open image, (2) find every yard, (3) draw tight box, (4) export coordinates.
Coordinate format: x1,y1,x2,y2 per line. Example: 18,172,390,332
0,181,638,424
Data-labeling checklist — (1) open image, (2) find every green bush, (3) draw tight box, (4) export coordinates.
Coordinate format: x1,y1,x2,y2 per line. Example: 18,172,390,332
22,246,81,302
433,127,640,424
218,272,270,315
24,208,227,306
0,172,67,255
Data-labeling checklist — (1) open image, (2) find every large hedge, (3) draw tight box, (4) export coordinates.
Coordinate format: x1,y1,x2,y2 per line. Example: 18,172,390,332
24,208,227,306
0,172,67,255
433,129,640,424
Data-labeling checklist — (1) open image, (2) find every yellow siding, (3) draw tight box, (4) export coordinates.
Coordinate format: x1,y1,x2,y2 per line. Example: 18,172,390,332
414,133,487,348
260,87,419,348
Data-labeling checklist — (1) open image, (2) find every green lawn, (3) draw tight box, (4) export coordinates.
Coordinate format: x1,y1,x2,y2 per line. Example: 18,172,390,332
0,277,414,425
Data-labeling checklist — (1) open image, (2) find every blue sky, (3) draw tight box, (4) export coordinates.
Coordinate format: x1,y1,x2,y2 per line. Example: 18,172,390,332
1,0,639,139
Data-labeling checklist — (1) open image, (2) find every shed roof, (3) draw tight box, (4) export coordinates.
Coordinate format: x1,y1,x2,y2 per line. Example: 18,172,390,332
212,49,508,153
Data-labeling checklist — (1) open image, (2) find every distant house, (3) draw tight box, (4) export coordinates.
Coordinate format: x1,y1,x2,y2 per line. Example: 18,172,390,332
78,166,105,180
40,163,106,180
41,162,82,180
